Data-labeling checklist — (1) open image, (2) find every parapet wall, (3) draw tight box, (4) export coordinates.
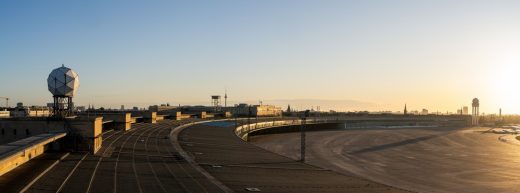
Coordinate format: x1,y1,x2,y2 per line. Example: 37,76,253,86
67,117,103,153
101,113,132,131
0,117,103,154
235,116,471,141
0,117,66,144
0,133,66,176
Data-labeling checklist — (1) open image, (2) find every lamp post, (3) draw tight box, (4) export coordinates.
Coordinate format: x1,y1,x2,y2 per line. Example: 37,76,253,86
300,110,310,162
247,105,252,142
234,113,238,131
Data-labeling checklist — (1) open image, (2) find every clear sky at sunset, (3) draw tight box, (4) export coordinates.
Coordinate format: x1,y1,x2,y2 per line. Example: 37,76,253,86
1,0,520,113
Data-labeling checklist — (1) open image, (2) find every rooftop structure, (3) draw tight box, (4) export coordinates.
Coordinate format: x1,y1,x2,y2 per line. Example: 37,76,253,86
47,65,79,118
211,95,221,111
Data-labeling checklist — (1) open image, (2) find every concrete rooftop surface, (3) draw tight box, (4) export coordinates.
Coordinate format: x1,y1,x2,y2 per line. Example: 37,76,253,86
178,121,409,193
0,119,410,193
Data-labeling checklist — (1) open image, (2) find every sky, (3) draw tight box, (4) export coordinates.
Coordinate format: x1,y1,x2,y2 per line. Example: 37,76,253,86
1,0,520,114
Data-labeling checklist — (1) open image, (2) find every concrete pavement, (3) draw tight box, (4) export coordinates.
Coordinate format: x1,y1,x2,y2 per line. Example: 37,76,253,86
178,121,409,193
253,127,520,193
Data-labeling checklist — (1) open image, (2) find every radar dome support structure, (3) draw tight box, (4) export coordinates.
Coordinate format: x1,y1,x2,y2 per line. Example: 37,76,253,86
47,65,80,118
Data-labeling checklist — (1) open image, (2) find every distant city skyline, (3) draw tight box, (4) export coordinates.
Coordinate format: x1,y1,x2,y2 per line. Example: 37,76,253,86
1,1,520,114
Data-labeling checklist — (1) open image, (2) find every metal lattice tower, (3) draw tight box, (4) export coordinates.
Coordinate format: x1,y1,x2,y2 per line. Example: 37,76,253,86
211,95,221,112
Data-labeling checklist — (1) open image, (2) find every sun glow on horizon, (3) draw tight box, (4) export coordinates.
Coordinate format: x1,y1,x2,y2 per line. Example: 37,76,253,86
492,61,520,114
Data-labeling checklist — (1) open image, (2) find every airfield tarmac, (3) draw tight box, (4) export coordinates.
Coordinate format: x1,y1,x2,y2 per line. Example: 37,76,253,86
252,127,520,193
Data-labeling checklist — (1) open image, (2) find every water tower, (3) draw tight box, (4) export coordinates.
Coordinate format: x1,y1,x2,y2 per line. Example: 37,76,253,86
471,98,479,125
47,65,80,118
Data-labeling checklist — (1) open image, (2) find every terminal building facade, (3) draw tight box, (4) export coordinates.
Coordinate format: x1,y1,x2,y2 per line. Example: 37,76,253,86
150,103,282,117
232,104,282,117
10,106,50,118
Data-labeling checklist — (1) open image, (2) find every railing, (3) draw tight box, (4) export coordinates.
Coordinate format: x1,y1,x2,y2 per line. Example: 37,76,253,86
234,118,343,141
234,115,470,141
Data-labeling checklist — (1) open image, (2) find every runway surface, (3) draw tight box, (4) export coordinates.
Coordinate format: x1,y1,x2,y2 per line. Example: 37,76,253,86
252,127,520,193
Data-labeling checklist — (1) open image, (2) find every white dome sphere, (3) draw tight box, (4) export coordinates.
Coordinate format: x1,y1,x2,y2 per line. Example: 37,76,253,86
47,65,80,97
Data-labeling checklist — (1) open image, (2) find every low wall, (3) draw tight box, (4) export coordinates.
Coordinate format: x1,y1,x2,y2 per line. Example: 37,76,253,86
101,113,132,131
144,112,157,123
235,119,347,141
235,117,470,141
0,117,66,145
0,133,66,176
0,117,102,154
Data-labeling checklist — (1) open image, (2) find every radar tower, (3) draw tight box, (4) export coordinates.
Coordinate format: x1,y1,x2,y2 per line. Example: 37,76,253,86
47,64,79,118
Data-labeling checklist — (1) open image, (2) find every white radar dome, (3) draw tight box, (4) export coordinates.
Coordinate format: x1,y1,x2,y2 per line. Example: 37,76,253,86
47,65,80,97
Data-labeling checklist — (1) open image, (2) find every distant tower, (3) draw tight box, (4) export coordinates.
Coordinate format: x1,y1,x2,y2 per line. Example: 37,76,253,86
211,95,221,112
47,64,79,118
472,98,480,125
404,104,408,115
287,104,292,113
463,106,469,115
499,108,502,117
224,90,228,107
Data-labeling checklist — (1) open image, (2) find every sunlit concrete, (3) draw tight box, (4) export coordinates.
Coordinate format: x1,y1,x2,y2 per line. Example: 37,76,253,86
0,133,66,176
0,119,225,193
253,127,520,193
0,117,102,154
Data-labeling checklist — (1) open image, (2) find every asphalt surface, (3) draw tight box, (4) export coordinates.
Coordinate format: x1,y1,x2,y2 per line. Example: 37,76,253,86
179,121,409,193
252,127,520,193
2,119,223,193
